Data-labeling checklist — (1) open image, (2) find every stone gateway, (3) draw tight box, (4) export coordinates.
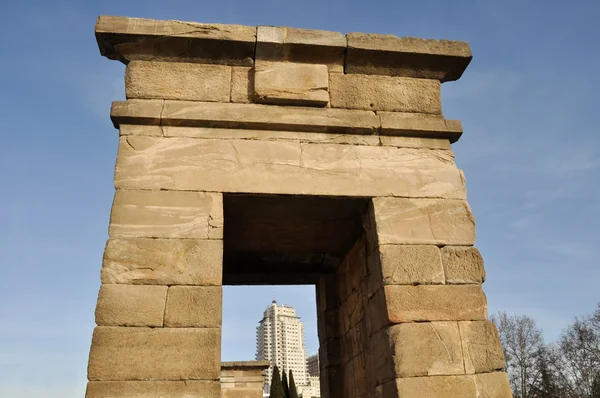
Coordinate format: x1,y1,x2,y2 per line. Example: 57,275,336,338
86,15,513,398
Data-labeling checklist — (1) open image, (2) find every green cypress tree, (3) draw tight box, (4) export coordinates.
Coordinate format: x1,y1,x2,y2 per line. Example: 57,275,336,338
282,369,290,398
288,370,299,398
269,365,285,398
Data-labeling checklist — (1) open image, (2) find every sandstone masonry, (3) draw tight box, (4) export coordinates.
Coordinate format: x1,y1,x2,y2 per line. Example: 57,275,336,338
86,15,512,398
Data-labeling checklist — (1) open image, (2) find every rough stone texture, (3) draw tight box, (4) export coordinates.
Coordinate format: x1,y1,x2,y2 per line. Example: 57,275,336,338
108,190,223,239
329,74,441,114
102,238,223,286
442,246,486,284
380,112,463,142
391,375,477,397
85,381,220,398
380,135,451,149
158,100,378,133
110,100,163,127
459,321,506,374
346,33,472,82
253,61,329,106
122,124,382,146
374,245,444,287
95,15,256,66
88,326,221,380
230,67,252,103
220,362,269,398
125,61,231,102
372,198,475,245
115,136,465,199
256,25,346,72
382,285,487,323
475,372,513,398
118,124,452,150
95,284,167,327
389,322,465,378
164,286,222,327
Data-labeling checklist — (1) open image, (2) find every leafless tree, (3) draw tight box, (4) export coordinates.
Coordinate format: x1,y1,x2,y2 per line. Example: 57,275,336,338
551,304,600,398
490,312,545,398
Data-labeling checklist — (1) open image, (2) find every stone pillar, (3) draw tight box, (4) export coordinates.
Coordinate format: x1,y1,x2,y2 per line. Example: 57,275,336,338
363,198,512,397
88,14,512,398
86,191,224,397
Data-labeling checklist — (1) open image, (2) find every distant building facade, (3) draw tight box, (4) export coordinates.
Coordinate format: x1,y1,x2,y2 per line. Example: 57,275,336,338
307,353,319,377
256,301,308,393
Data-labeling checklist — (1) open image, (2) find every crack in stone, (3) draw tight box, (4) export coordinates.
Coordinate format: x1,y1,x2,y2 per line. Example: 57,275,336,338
429,323,454,366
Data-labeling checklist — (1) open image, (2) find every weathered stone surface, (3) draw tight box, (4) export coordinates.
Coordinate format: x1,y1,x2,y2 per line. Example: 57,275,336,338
389,322,465,378
375,245,444,286
346,33,472,82
372,198,475,245
88,326,221,380
380,135,451,149
442,246,486,284
391,375,477,397
102,238,223,286
164,286,222,327
230,67,252,103
85,381,220,398
122,124,381,146
253,61,329,106
159,100,378,134
380,112,463,142
383,285,487,323
329,74,441,114
95,15,256,66
475,372,513,398
115,136,465,198
256,26,346,72
108,190,222,239
125,61,231,102
95,284,167,327
110,100,163,127
459,321,505,374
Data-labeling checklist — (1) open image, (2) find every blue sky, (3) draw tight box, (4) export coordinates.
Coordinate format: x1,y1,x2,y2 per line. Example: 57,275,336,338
1,0,599,396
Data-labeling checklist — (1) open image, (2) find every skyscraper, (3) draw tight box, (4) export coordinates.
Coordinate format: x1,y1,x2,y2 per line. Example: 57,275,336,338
256,300,308,392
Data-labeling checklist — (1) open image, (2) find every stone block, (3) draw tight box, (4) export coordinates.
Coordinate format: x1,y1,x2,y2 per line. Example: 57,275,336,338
459,321,506,374
125,61,231,102
383,285,487,323
231,67,252,103
346,33,472,82
256,25,346,72
96,15,256,66
380,135,451,149
121,124,382,146
442,246,486,284
102,238,222,286
329,74,441,113
110,100,163,127
95,284,167,327
380,112,463,142
375,245,444,287
115,136,465,199
253,61,329,106
222,388,263,398
392,375,477,397
372,198,475,245
389,322,465,378
108,190,222,239
158,100,378,134
85,381,220,398
475,372,513,398
88,326,221,380
164,286,222,327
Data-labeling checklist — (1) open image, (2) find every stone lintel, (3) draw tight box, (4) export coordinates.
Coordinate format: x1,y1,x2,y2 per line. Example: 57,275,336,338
95,15,256,66
96,16,471,81
346,33,472,82
110,100,463,141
